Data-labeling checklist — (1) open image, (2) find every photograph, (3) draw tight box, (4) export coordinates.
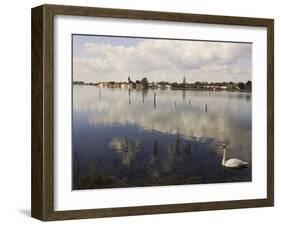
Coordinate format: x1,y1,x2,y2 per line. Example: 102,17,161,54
30,4,274,220
72,34,252,190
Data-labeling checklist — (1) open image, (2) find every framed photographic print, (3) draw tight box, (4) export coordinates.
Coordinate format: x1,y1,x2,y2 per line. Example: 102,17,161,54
31,4,274,221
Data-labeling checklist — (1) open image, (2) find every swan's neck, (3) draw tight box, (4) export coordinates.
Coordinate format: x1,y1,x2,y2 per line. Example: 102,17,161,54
222,148,226,165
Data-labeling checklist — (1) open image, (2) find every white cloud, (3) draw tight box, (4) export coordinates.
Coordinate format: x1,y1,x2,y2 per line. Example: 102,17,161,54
73,39,252,83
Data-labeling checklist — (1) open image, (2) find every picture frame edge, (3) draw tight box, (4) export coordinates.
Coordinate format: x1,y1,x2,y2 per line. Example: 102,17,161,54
31,5,45,221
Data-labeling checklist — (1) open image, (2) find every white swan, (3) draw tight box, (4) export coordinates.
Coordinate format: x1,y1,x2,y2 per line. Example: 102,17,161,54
222,144,248,168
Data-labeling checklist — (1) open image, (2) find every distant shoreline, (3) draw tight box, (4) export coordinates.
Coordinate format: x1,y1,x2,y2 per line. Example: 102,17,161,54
73,83,252,93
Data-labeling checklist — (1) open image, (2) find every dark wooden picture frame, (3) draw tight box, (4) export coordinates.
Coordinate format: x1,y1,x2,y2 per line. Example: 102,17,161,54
31,4,274,221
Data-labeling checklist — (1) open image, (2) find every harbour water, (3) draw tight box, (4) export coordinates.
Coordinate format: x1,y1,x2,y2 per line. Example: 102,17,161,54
72,85,252,189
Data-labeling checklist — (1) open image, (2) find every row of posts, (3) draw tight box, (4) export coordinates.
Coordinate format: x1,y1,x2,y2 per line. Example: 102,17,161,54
98,88,208,112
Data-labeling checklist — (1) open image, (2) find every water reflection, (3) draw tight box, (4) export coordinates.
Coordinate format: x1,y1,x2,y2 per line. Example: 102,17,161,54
73,86,251,189
109,137,140,166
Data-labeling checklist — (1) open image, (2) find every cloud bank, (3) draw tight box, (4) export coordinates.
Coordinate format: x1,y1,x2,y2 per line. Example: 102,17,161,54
73,36,252,83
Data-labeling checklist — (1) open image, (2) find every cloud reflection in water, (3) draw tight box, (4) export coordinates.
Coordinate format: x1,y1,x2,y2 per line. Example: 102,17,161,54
72,86,252,189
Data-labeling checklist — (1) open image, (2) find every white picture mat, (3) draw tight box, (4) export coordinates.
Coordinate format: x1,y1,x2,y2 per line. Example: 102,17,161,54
54,15,267,211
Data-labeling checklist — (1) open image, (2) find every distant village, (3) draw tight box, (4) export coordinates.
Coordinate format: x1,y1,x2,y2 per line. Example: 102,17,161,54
73,76,252,91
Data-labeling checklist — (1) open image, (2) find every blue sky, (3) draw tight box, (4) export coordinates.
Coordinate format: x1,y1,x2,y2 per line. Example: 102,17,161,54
73,35,142,58
72,34,252,83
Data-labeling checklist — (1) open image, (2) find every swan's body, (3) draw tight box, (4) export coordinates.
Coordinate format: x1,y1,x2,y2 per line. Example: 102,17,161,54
222,145,248,168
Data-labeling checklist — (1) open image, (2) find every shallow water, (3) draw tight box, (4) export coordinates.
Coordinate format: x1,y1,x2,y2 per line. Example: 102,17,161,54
72,85,252,189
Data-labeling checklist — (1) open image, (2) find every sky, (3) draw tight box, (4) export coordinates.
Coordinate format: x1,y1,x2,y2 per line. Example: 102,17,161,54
73,35,252,83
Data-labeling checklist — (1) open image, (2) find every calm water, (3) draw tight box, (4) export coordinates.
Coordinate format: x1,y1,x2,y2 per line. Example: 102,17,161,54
72,85,252,190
